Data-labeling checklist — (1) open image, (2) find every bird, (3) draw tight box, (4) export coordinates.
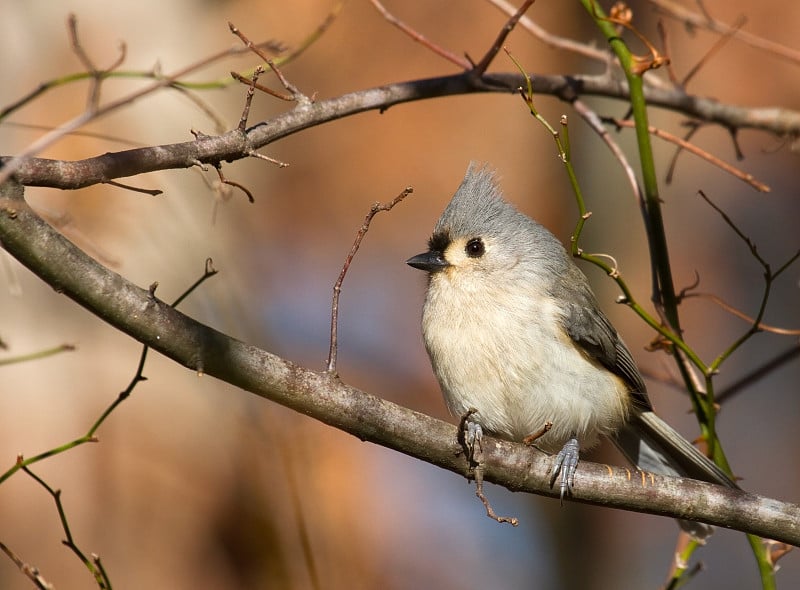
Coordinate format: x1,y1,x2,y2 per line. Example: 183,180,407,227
406,163,737,538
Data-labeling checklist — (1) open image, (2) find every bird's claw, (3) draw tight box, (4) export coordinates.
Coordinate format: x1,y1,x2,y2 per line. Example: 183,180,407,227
465,420,483,462
550,436,580,503
458,408,483,463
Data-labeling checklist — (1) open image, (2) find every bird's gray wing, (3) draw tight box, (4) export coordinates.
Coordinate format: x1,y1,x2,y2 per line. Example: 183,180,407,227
560,285,651,411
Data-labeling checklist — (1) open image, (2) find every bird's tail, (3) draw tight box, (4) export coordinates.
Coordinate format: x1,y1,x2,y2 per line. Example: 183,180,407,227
612,409,737,539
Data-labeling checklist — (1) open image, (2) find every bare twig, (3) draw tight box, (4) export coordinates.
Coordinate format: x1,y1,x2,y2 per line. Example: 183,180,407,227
68,13,127,111
0,258,218,485
698,190,800,373
248,151,289,168
485,0,610,63
522,422,552,445
472,0,536,75
229,23,306,101
0,29,286,187
237,66,265,131
213,165,255,203
0,37,286,122
649,0,800,66
172,258,218,309
606,118,770,192
460,408,519,526
367,0,471,69
717,343,800,403
683,292,800,336
326,187,413,374
265,59,305,101
665,121,701,185
680,14,747,88
103,179,163,196
474,463,519,526
22,465,112,588
0,343,76,366
231,69,292,101
572,99,644,210
0,541,53,590
657,19,680,85
0,258,219,586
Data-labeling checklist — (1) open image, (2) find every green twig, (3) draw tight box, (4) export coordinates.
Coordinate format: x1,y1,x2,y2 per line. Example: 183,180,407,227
505,47,706,369
0,343,75,366
0,1,345,122
699,190,800,374
21,466,112,589
0,259,219,588
580,2,775,588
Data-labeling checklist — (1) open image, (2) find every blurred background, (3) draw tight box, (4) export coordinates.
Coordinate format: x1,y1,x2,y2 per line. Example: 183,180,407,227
1,1,798,588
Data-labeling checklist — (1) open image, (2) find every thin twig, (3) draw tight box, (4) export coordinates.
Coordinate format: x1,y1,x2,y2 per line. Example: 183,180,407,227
0,541,53,590
0,343,76,366
606,118,770,192
658,19,680,85
237,66,265,131
68,14,127,112
0,259,219,588
103,179,163,196
472,0,536,75
326,187,413,374
0,31,283,187
231,70,292,101
367,0,471,69
474,464,519,526
265,59,305,100
0,38,285,122
572,99,644,210
485,0,610,63
716,343,800,403
248,150,290,168
522,422,552,445
229,23,306,101
22,466,112,588
649,0,800,66
683,292,800,336
665,122,701,185
680,14,747,88
214,165,255,203
0,258,219,486
698,190,800,373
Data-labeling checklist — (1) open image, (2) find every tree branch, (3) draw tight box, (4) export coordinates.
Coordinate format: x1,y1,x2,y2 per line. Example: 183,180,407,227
3,71,798,190
2,180,798,545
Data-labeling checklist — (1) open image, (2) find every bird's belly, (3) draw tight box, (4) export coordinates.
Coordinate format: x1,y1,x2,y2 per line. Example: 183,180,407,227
424,293,629,453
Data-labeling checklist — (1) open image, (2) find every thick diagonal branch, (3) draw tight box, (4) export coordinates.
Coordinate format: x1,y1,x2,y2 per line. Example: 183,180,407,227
1,180,799,545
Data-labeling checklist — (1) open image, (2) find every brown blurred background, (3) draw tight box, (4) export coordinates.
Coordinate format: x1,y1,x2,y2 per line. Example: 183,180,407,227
1,1,798,588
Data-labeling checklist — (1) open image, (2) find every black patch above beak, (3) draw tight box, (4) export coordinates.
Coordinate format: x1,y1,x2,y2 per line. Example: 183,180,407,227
406,250,449,272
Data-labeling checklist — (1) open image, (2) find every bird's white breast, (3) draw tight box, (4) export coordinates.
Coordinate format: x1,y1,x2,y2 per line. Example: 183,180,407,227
422,270,629,453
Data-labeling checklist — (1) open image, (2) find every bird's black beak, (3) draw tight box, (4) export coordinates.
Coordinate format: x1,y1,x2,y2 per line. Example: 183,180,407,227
406,250,449,272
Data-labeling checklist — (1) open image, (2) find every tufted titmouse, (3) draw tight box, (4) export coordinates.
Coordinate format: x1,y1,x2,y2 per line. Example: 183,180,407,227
407,164,736,537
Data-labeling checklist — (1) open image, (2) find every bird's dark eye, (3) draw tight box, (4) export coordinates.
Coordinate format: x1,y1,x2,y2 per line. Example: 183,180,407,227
465,237,485,258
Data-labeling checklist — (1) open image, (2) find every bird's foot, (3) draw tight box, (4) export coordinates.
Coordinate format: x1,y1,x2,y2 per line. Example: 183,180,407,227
458,408,483,464
550,436,580,504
